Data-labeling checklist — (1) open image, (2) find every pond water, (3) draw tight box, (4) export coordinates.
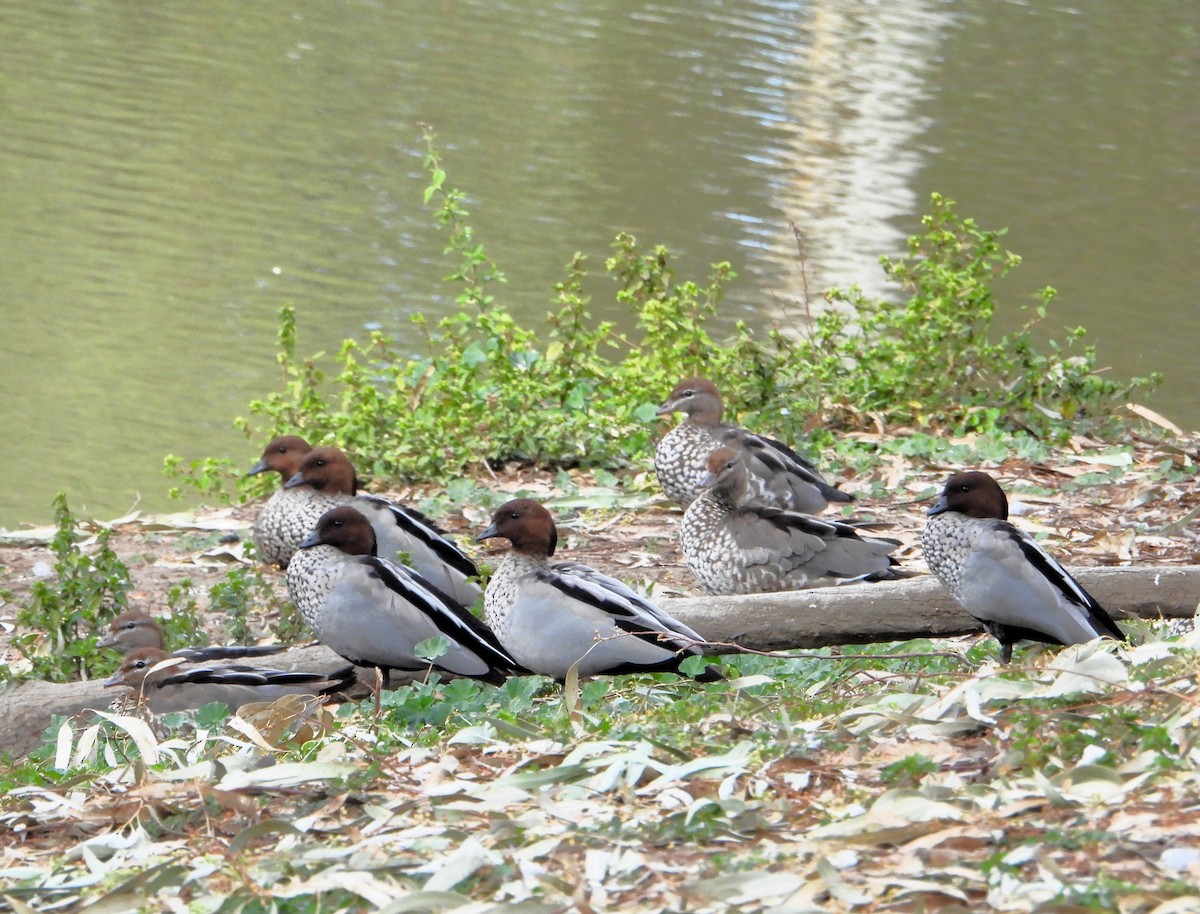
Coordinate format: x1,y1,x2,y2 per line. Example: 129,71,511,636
2,0,1196,528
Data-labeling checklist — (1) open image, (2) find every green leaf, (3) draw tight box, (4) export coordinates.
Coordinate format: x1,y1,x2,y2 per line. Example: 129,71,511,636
633,402,660,422
415,636,452,662
510,349,539,371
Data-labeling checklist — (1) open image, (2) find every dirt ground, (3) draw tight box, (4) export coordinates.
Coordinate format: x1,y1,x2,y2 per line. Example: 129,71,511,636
1,430,1198,661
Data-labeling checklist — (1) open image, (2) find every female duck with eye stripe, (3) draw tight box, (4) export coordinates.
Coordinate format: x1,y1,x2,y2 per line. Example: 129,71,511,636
922,471,1125,662
104,647,356,715
98,609,292,662
654,377,851,514
477,499,722,681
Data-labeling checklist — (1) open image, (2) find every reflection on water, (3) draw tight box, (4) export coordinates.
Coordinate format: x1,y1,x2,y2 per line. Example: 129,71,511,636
0,0,1196,527
769,0,952,299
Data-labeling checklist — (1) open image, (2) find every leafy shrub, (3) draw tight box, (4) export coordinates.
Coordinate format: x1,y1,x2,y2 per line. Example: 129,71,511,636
5,494,133,683
796,194,1159,433
168,130,1159,499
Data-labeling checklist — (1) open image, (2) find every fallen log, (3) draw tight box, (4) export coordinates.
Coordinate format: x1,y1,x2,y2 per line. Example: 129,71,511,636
1,566,1197,760
664,565,1200,652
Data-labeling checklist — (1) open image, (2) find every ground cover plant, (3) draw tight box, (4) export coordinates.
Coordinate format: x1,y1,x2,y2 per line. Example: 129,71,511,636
2,131,1196,911
0,494,134,684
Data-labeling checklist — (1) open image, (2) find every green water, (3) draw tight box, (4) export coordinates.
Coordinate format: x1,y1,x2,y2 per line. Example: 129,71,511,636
1,0,1196,527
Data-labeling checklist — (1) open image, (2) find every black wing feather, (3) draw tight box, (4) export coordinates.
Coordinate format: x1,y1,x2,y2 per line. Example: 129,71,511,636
365,556,523,674
371,499,480,581
536,567,698,652
1007,527,1124,641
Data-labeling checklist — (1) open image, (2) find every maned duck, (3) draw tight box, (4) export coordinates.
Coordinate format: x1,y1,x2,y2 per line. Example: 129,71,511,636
98,609,290,662
476,499,722,681
654,377,851,514
287,506,521,692
682,447,902,595
104,647,355,715
923,471,1125,662
248,435,316,567
283,447,482,607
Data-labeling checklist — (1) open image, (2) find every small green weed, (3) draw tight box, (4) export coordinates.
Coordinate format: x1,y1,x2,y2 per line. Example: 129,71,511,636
5,494,132,683
380,675,489,731
207,566,283,643
161,578,206,647
879,753,940,787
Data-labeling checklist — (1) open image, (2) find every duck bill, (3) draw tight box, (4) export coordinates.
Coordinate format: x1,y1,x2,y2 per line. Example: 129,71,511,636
283,471,306,489
654,401,677,417
475,523,500,543
298,530,323,549
927,496,949,517
246,459,270,476
102,670,125,689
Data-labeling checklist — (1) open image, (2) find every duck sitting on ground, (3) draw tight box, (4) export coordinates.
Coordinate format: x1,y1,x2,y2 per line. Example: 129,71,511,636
923,470,1125,663
476,499,723,681
104,647,356,715
654,377,852,514
287,506,523,695
682,447,903,596
97,609,291,662
281,447,482,608
248,435,316,567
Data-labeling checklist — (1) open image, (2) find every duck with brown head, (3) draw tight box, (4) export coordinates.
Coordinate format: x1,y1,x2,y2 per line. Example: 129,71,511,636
282,447,482,607
248,440,481,604
654,377,851,514
923,471,1125,663
248,435,316,567
477,498,723,682
286,506,522,699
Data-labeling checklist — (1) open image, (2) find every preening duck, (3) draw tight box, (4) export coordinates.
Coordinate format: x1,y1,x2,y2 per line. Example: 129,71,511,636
682,447,902,595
